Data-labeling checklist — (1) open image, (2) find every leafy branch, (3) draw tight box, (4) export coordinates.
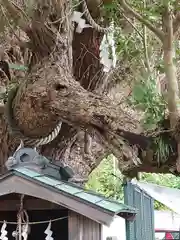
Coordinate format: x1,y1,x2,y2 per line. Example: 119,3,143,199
129,75,166,130
117,0,180,171
118,0,164,40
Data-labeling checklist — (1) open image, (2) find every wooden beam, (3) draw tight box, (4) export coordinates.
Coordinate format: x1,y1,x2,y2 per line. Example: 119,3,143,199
68,211,102,240
0,198,64,211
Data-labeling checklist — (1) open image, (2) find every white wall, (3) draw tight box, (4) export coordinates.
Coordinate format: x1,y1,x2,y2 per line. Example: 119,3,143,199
102,216,126,240
102,211,180,240
154,210,180,231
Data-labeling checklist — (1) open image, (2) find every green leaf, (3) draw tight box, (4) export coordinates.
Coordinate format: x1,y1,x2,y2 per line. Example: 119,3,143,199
132,84,146,102
9,64,28,71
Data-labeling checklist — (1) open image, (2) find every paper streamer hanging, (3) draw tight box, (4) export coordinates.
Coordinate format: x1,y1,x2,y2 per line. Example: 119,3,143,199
44,221,54,240
0,221,8,240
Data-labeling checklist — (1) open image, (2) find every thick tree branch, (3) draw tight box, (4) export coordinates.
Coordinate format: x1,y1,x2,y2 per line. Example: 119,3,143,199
13,59,139,136
162,7,180,127
118,0,164,41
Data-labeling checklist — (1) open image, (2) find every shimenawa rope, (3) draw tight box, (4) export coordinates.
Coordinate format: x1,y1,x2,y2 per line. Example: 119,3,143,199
5,86,62,147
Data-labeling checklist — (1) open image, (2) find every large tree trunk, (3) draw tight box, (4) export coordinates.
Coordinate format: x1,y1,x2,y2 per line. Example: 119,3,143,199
0,0,111,180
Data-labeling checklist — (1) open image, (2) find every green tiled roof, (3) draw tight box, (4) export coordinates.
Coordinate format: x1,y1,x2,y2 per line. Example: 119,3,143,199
13,167,137,216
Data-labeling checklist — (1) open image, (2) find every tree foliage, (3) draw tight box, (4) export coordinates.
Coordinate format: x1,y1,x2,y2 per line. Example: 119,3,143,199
86,155,124,200
86,155,180,209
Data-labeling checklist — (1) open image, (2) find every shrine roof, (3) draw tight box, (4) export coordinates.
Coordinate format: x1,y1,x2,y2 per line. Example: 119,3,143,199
0,166,137,226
